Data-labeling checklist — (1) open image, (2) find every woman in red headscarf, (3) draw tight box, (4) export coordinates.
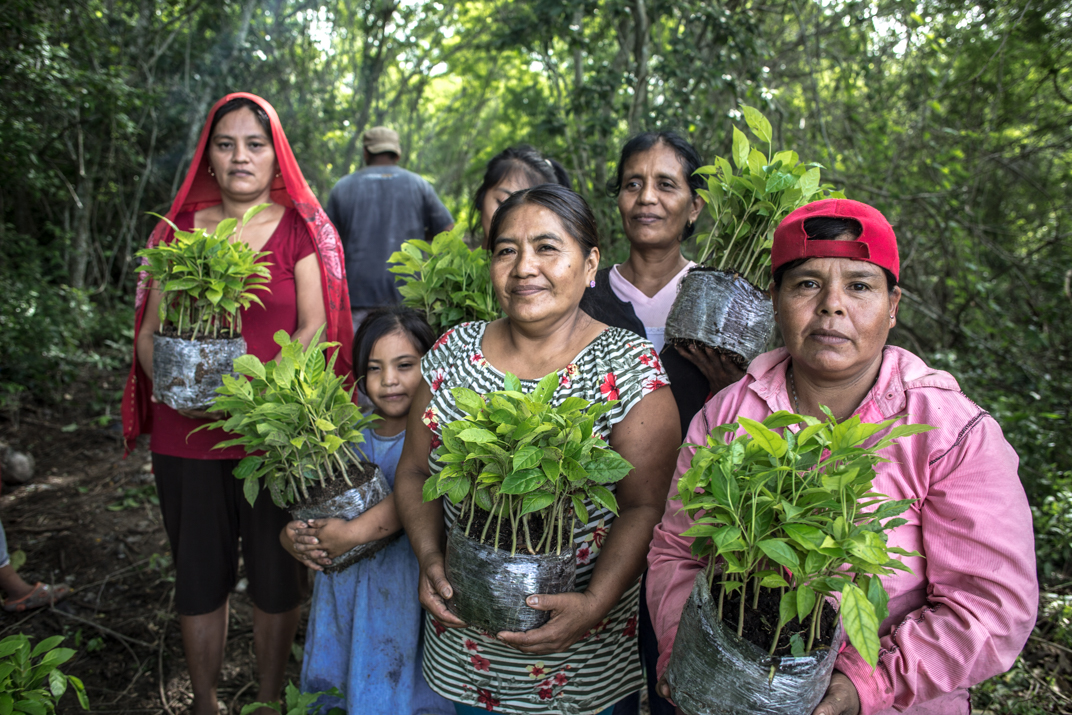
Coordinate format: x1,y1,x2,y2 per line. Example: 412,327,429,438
122,93,352,715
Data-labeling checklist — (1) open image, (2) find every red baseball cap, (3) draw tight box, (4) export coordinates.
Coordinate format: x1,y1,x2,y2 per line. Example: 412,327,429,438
771,199,899,281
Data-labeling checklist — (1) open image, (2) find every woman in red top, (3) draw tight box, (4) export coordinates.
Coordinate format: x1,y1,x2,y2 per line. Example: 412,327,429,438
122,93,352,715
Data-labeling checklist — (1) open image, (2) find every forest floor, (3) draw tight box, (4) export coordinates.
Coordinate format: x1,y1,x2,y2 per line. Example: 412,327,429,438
0,366,1068,714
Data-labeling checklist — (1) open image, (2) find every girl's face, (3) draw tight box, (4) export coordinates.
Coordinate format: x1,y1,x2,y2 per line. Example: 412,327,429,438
365,330,424,421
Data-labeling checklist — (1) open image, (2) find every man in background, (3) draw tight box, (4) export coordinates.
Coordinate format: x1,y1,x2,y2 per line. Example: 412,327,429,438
326,126,454,331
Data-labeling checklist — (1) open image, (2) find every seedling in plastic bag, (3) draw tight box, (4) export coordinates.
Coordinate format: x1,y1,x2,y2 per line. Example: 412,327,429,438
136,203,273,339
674,408,933,666
197,326,379,507
424,371,633,556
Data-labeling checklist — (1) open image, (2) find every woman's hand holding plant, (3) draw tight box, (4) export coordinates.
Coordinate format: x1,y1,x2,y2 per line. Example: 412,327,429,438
417,551,467,629
496,590,604,654
812,673,861,715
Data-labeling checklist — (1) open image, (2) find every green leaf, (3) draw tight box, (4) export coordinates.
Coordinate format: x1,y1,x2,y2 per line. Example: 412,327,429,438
798,167,821,197
741,104,773,143
457,428,497,443
501,469,544,495
841,582,882,668
586,485,619,515
243,475,261,506
533,372,558,404
30,636,64,658
233,354,266,380
315,418,336,432
796,584,816,622
512,445,542,471
738,417,787,458
520,492,555,516
504,373,522,392
452,388,485,416
779,589,798,627
571,494,589,524
48,671,66,699
758,539,800,570
731,126,749,169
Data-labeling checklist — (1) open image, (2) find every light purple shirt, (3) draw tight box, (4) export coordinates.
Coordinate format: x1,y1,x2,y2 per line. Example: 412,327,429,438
647,345,1037,714
608,261,694,352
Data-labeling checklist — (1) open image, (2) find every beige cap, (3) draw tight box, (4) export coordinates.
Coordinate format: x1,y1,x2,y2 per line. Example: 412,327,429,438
363,126,401,156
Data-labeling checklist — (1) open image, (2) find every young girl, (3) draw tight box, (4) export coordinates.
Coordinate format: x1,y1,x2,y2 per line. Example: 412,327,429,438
281,306,453,715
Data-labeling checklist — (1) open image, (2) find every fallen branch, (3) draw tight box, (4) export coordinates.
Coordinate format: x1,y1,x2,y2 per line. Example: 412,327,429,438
49,607,154,649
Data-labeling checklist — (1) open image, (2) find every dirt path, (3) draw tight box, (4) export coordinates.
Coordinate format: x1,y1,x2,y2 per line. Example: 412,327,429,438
1,410,307,715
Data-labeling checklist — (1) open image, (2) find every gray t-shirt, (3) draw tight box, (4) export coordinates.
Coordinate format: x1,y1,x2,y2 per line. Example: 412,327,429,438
326,165,454,308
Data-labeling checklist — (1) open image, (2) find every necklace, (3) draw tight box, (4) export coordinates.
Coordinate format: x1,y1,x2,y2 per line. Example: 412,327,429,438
788,366,802,415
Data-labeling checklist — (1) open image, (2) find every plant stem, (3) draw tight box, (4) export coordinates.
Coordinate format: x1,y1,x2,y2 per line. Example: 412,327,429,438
753,574,761,610
717,579,726,623
510,503,519,556
806,596,824,653
465,496,476,537
556,498,565,555
494,499,505,552
481,496,498,542
523,513,535,554
738,575,747,638
769,585,785,656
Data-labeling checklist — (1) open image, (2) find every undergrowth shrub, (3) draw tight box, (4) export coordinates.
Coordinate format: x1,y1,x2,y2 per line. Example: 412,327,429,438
0,234,132,405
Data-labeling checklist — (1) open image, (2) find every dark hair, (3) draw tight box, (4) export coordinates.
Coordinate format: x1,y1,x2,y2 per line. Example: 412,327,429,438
772,216,897,291
472,145,571,232
488,184,600,258
352,306,436,397
208,97,273,143
607,131,704,240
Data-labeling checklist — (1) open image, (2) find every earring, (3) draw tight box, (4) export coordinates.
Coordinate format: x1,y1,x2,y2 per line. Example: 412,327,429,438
208,166,215,177
276,171,281,177
589,280,596,288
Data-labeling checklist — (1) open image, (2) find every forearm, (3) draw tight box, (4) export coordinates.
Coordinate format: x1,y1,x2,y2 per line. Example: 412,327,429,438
395,464,446,564
349,493,403,544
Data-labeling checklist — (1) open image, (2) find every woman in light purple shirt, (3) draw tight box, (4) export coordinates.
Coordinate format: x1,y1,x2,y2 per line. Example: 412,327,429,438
646,198,1037,715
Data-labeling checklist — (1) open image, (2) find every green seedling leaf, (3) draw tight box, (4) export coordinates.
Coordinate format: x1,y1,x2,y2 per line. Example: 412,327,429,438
841,582,881,668
731,126,749,169
758,539,800,570
457,428,497,444
742,104,773,143
520,492,555,516
739,417,787,458
779,590,798,627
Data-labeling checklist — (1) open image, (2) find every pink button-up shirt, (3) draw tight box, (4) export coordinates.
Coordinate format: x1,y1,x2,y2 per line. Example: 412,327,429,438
647,345,1037,715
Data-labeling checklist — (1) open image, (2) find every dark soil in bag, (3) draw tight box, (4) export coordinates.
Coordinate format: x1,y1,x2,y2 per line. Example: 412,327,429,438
667,574,843,715
152,332,245,411
664,267,775,365
444,521,576,633
290,461,398,574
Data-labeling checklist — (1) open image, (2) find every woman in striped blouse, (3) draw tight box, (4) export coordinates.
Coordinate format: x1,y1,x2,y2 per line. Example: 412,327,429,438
394,184,681,714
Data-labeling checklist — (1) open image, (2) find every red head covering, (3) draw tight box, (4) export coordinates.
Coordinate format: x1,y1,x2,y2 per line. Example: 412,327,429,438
771,198,899,281
121,92,353,454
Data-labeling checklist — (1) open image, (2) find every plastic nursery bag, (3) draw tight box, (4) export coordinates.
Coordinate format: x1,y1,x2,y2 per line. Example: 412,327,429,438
290,463,395,573
664,268,775,364
666,573,843,715
152,333,246,411
444,523,576,633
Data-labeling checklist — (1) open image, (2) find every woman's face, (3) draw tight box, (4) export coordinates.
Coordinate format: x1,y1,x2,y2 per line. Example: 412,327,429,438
365,330,423,421
490,203,599,327
481,171,536,244
617,142,704,251
771,257,901,383
208,107,277,202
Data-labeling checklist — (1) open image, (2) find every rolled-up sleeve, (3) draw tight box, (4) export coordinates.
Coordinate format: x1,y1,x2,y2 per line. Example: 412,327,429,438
836,415,1038,714
647,408,711,679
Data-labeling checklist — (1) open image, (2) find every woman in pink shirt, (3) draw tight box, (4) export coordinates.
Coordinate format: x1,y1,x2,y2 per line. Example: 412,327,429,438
646,198,1037,715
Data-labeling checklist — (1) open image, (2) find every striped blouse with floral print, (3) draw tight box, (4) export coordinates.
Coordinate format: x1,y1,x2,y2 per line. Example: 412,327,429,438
418,321,669,714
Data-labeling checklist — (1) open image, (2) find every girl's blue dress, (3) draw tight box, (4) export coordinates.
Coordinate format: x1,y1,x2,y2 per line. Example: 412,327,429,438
301,428,454,715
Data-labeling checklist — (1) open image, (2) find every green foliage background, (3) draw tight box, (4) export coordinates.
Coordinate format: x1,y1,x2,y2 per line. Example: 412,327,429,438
0,0,1069,707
